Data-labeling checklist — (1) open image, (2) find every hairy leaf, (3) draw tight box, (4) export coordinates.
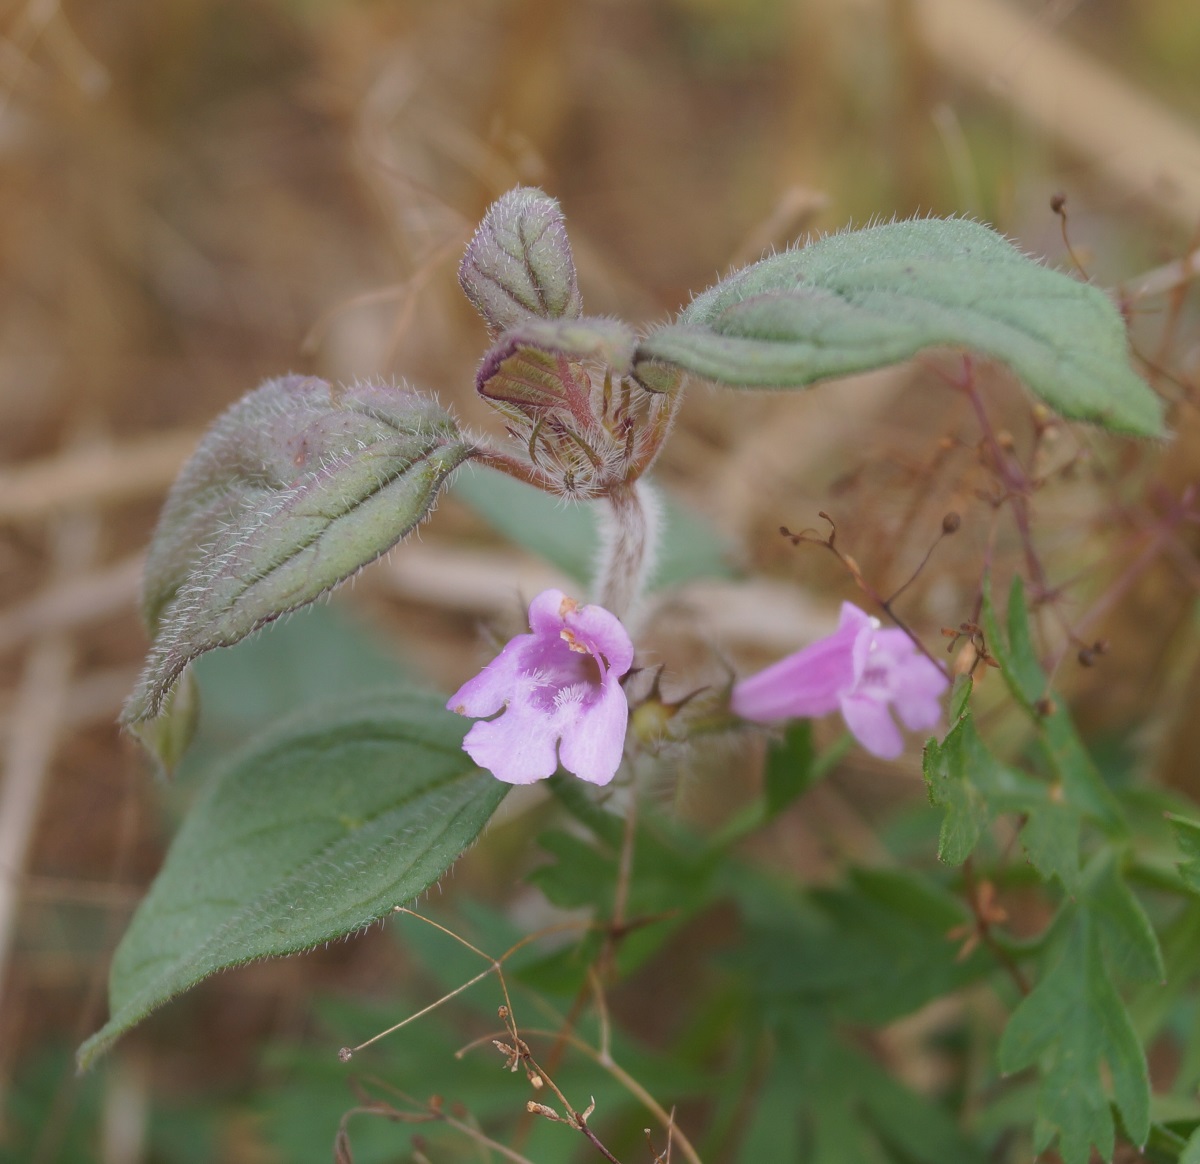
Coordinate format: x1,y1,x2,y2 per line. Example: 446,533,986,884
125,376,475,724
476,317,638,401
459,187,583,336
78,690,505,1068
636,218,1162,436
999,910,1150,1164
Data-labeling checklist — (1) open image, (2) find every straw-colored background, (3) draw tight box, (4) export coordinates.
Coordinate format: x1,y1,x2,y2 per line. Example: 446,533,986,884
1,0,1197,1159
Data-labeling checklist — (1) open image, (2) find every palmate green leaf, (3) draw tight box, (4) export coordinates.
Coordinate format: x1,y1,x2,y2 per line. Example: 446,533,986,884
78,690,506,1069
925,677,1036,864
124,376,477,726
1020,801,1085,893
636,218,1163,436
999,909,1150,1164
739,1012,987,1164
740,865,986,1027
983,577,1126,834
1086,853,1165,985
924,676,1084,887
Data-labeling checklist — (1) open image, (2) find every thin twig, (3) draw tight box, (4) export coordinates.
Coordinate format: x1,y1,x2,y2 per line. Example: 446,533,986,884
512,1027,705,1164
340,908,588,1060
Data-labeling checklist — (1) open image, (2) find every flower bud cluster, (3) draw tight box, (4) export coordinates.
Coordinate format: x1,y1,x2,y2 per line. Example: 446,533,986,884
460,189,680,500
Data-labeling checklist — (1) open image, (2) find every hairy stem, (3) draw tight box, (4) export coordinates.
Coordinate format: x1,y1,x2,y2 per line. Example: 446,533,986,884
595,481,659,619
473,446,560,492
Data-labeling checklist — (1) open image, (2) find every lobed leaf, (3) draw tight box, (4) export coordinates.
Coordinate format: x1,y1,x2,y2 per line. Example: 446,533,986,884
982,577,1126,834
925,677,1083,887
740,1015,988,1164
999,910,1150,1164
741,866,985,1027
125,375,476,725
78,690,506,1068
636,218,1163,436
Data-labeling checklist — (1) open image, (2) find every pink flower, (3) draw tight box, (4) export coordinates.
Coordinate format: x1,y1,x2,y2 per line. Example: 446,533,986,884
731,602,949,759
447,589,634,785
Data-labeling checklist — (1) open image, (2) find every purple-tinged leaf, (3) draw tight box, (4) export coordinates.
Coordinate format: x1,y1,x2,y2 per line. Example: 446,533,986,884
125,375,476,725
459,187,582,336
475,317,638,411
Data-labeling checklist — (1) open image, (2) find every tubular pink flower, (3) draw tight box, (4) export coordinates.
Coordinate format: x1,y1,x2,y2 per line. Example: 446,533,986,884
447,589,634,785
731,602,949,760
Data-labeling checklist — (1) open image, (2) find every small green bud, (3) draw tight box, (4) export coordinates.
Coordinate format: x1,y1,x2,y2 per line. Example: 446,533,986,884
459,187,583,335
128,666,200,776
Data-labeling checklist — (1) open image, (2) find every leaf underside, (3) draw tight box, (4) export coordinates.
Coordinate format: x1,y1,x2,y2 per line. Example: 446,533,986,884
79,691,506,1069
636,218,1163,436
125,376,476,725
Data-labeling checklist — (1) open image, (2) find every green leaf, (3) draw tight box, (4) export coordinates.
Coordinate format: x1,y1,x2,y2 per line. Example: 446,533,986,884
924,677,1082,886
183,601,413,767
1168,813,1200,895
637,218,1163,436
529,782,718,974
1085,854,1165,985
740,866,984,1026
1183,1126,1200,1164
764,720,815,820
983,577,1126,834
740,1015,988,1164
453,464,734,589
999,910,1150,1164
129,666,200,776
1020,801,1084,893
925,677,1036,865
124,376,476,724
78,690,505,1068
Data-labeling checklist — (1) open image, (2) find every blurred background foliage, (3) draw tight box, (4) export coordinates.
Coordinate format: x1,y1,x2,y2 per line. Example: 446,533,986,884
0,0,1197,1160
